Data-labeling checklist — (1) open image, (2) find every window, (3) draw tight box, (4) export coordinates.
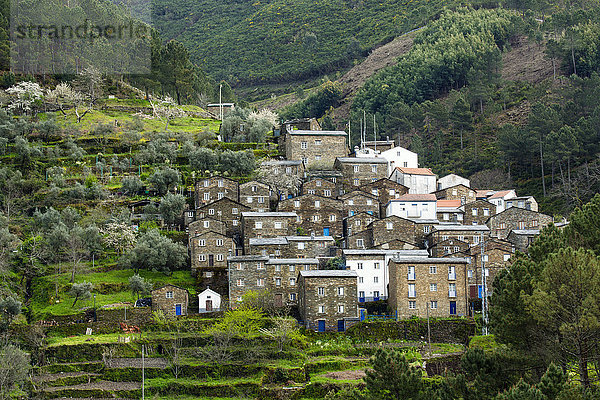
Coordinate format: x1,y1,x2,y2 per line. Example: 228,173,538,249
257,278,265,287
289,265,295,272
318,305,325,313
232,220,238,226
353,165,360,172
316,180,322,187
472,209,478,216
315,139,322,145
324,190,331,197
255,221,263,229
166,291,173,299
338,305,345,313
203,220,210,228
407,266,416,280
448,266,456,280
209,208,215,215
483,208,490,216
236,263,243,270
274,221,283,229
499,222,506,229
258,197,265,204
354,179,360,186
429,266,437,274
468,270,473,278
482,255,489,262
457,235,464,241
199,239,206,247
442,235,449,241
246,197,253,203
232,208,238,214
298,242,305,250
294,200,300,208
203,180,209,187
204,271,213,278
454,246,460,253
337,287,344,296
203,193,210,201
366,199,373,206
424,226,430,234
355,220,361,226
371,165,378,173
373,276,379,283
302,157,308,164
315,200,321,208
290,293,297,301
304,265,310,271
371,189,379,196
312,215,320,222
357,262,363,270
286,167,292,174
356,239,364,247
237,279,245,287
531,220,539,227
216,239,224,247
374,262,380,269
444,246,451,254
386,222,394,230
329,214,336,222
315,155,322,161
251,185,257,192
430,283,437,292
218,179,224,187
290,278,296,286
216,254,224,261
408,283,416,297
273,264,280,272
409,301,416,309
358,277,364,283
199,254,206,261
503,254,511,261
452,189,458,196
301,141,308,149
473,236,480,244
518,221,526,229
257,262,265,270
443,213,449,221
430,301,438,309
348,199,354,205
275,278,281,286
318,287,325,296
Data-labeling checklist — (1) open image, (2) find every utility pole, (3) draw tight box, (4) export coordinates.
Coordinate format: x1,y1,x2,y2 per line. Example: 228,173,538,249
426,301,431,355
142,344,145,400
373,114,377,153
481,232,488,335
219,84,223,122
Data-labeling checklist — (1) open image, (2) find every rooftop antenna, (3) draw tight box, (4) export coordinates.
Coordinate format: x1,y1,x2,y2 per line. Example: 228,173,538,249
363,110,366,150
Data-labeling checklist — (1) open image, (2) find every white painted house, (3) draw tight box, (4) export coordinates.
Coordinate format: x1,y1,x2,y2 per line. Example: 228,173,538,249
198,287,221,313
386,194,438,220
343,249,428,302
389,167,437,194
437,174,470,191
487,190,517,213
355,146,419,176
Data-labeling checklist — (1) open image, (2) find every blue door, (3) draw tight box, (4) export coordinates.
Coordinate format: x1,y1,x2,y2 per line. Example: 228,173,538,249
175,304,182,316
337,320,345,332
478,285,483,299
323,227,330,236
288,194,293,199
450,301,457,315
318,320,326,332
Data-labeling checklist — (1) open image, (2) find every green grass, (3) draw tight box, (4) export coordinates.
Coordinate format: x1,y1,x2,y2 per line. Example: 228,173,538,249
46,332,128,347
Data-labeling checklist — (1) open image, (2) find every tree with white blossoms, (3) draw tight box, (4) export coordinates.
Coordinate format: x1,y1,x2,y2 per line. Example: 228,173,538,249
256,160,302,199
5,81,43,115
100,222,137,255
149,96,185,130
45,82,93,123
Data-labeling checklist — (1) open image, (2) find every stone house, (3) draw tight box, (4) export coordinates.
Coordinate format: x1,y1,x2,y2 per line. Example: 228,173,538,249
247,237,290,257
188,218,227,237
413,219,440,247
239,181,271,212
486,190,517,213
355,145,419,175
436,174,470,191
428,225,490,249
152,284,189,317
344,230,375,249
388,257,469,319
344,249,428,303
436,200,465,224
298,270,358,332
334,157,388,190
362,138,397,153
505,196,539,212
486,207,552,240
386,194,437,220
189,230,236,274
302,178,336,197
241,212,298,249
341,191,381,218
198,287,221,313
359,178,409,215
368,216,420,249
371,239,421,250
260,160,304,201
284,130,348,168
389,167,437,194
195,176,239,208
465,239,514,299
285,236,337,258
433,184,476,204
228,255,318,305
429,238,470,258
278,194,343,237
196,197,250,237
506,229,541,253
281,118,321,135
343,212,378,238
463,200,497,226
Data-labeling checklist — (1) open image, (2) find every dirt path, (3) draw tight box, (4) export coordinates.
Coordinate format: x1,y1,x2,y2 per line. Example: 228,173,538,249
45,380,140,392
107,357,168,368
323,369,367,381
34,371,100,383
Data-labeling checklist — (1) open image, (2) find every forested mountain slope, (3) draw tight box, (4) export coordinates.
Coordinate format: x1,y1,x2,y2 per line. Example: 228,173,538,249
151,0,455,86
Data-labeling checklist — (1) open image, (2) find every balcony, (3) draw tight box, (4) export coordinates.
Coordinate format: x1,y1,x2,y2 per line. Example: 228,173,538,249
449,290,457,298
407,272,416,280
448,273,456,280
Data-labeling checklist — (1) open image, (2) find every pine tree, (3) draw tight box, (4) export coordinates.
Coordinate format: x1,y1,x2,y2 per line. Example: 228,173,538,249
537,363,566,400
450,96,473,151
364,348,424,400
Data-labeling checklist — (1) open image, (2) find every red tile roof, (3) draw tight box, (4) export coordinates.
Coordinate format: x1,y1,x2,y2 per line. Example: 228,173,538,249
488,190,514,199
437,199,461,208
395,167,435,176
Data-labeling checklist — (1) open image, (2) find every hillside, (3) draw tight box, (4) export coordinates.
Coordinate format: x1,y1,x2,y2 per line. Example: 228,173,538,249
151,0,455,87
